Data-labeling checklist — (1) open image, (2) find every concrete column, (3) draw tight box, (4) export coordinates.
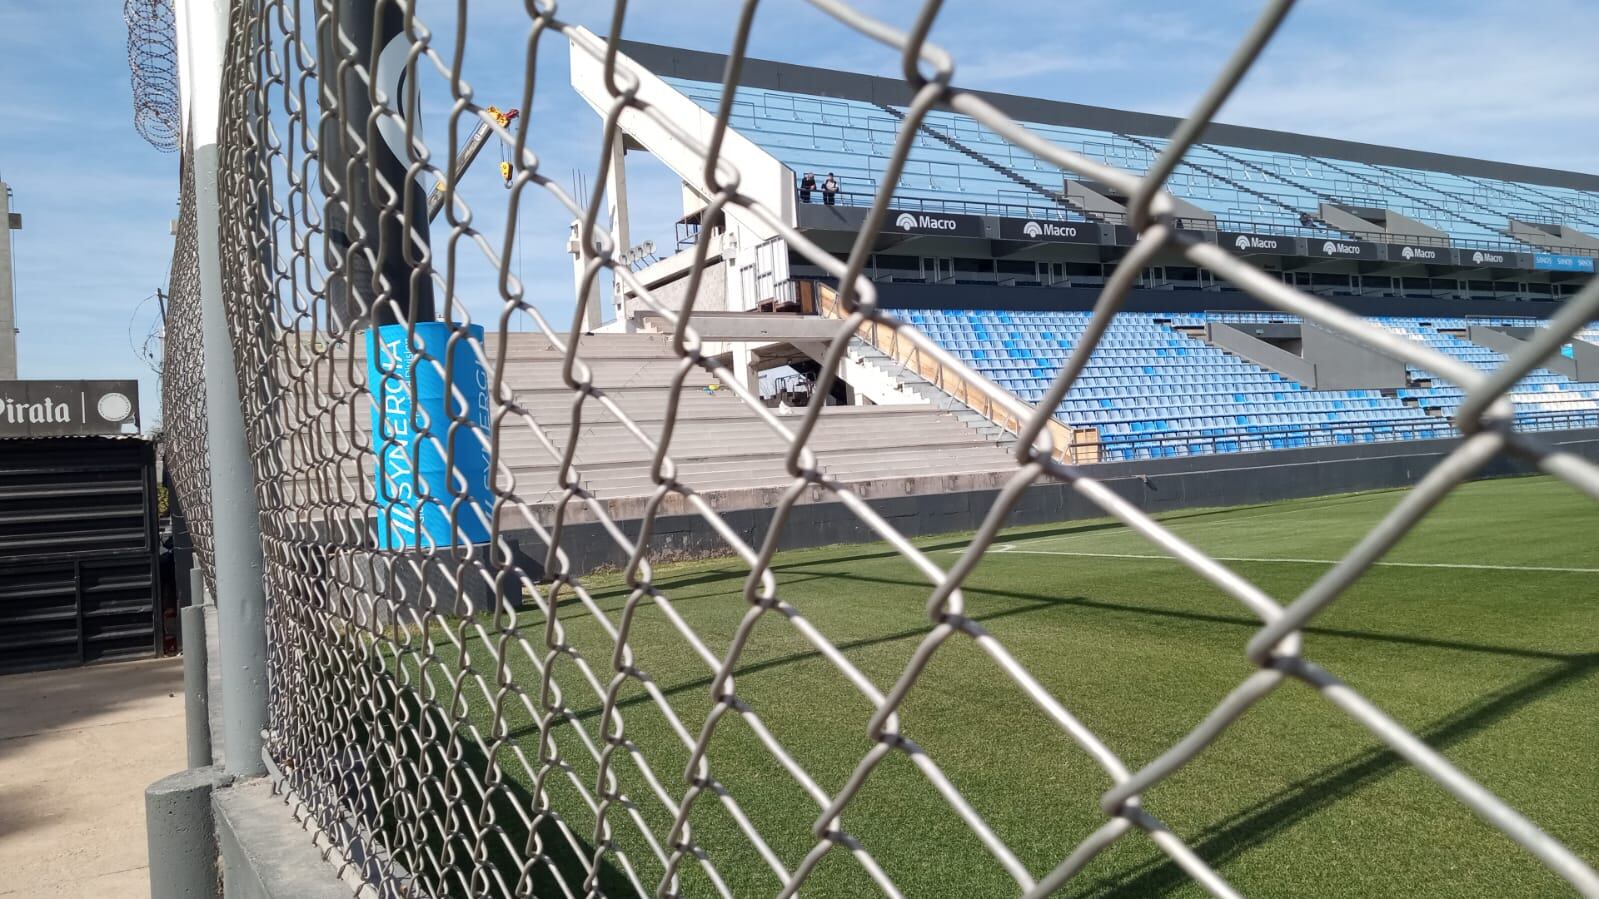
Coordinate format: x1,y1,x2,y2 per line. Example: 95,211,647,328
146,765,233,899
0,183,18,379
568,222,603,329
604,131,631,327
730,344,760,395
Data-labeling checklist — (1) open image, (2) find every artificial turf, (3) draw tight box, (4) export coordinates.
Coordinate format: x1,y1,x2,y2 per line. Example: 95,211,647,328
420,474,1597,897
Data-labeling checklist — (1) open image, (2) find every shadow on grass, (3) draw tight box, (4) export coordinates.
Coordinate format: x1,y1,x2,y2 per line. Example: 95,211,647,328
525,593,1089,731
1076,652,1599,898
357,674,645,898
572,495,1393,604
765,565,1577,663
775,489,1404,574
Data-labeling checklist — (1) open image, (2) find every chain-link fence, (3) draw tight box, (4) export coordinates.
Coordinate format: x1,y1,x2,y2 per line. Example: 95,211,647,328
160,1,1599,896
163,175,215,593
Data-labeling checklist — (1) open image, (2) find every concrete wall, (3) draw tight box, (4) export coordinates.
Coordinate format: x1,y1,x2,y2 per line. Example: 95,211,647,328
1469,324,1599,381
1468,325,1574,378
1318,203,1384,238
1508,219,1599,253
1301,320,1408,389
1317,203,1449,241
1205,322,1316,384
507,428,1599,576
213,779,358,899
626,261,729,320
1386,209,1449,240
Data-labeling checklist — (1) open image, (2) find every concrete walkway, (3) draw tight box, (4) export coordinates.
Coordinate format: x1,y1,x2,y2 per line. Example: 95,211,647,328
0,658,185,898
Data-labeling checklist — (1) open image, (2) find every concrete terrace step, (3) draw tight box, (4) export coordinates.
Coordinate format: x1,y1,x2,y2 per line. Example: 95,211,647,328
499,428,1002,470
508,454,1015,499
498,403,976,433
297,326,1014,512
504,436,1012,473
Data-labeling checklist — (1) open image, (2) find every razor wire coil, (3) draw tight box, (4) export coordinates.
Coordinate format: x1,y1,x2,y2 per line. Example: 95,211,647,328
125,0,182,153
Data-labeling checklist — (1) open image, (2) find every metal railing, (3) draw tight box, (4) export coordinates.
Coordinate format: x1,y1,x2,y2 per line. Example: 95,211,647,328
803,187,1594,259
800,185,1095,224
814,281,1099,464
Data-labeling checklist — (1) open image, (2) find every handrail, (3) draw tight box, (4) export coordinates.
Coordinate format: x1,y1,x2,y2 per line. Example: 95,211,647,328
813,281,1099,464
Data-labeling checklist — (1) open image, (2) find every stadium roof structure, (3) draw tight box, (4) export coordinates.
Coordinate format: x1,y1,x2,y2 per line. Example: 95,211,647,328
620,39,1599,194
572,37,1599,293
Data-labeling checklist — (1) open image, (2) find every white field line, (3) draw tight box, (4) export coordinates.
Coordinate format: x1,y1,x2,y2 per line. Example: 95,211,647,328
965,545,1599,574
1036,490,1399,548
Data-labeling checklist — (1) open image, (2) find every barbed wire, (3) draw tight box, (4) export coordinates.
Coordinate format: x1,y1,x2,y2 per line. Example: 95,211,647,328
163,1,1599,896
124,0,180,153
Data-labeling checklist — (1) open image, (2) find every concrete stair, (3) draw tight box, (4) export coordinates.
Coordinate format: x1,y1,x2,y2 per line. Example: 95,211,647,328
315,330,1015,509
847,340,1020,452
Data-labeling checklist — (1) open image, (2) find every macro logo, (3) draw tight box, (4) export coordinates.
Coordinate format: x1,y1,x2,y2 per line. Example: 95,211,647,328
1401,246,1414,260
1022,220,1078,239
1322,239,1361,256
895,212,959,231
1232,234,1280,251
1472,250,1505,265
1400,245,1438,262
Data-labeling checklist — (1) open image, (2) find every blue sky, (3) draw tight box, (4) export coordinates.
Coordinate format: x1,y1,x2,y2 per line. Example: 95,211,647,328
1,0,1595,424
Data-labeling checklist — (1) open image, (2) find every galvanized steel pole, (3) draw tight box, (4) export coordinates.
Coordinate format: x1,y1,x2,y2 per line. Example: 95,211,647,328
177,0,268,778
181,594,213,769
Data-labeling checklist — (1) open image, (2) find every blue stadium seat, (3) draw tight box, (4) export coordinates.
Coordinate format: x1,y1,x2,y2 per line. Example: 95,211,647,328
663,77,1599,252
875,308,1598,458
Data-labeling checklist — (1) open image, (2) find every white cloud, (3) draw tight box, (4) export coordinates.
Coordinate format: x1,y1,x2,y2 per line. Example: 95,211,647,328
1211,0,1599,171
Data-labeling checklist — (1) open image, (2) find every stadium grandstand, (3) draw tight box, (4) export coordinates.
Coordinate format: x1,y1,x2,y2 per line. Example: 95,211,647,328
558,36,1599,487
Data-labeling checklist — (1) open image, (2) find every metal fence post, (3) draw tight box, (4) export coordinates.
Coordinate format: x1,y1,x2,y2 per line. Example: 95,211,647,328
176,0,268,779
181,596,213,769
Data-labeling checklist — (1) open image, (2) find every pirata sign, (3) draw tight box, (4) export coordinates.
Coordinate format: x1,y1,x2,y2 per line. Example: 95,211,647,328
0,379,139,437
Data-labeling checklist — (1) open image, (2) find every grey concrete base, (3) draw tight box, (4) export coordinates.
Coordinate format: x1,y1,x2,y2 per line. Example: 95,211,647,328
214,778,353,899
146,765,233,899
509,428,1599,576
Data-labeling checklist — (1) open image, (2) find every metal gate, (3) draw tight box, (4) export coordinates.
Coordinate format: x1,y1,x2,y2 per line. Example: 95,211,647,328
0,436,163,674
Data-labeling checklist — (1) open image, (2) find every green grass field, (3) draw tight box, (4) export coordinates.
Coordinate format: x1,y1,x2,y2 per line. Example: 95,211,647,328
435,475,1598,898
